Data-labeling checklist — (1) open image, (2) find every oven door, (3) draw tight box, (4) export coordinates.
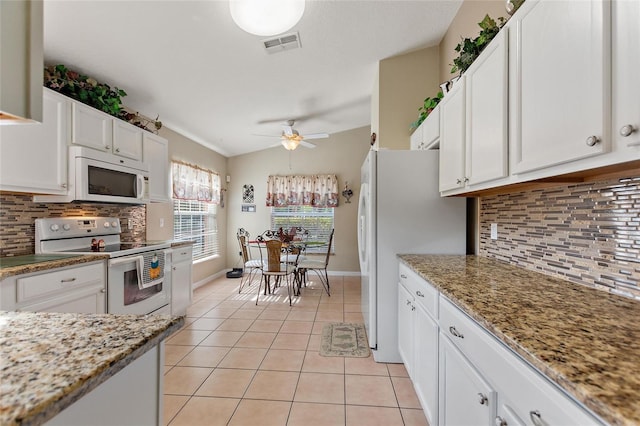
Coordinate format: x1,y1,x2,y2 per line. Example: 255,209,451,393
108,252,171,315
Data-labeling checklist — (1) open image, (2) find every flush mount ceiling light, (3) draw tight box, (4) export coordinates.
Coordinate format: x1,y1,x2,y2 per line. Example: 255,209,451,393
230,0,305,37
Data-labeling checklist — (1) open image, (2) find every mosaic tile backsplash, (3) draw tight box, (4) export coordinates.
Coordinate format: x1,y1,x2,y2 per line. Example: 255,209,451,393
0,192,146,257
479,176,640,300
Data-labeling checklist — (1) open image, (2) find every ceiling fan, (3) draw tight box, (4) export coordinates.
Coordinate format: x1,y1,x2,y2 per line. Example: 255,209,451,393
260,120,329,150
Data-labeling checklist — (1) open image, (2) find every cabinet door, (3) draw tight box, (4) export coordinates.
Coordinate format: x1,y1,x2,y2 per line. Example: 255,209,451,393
0,88,68,194
466,30,508,186
113,120,143,160
440,335,496,426
410,122,424,150
397,283,414,375
143,132,170,202
171,248,193,317
71,101,113,152
612,0,640,154
511,0,609,173
414,303,438,426
439,77,466,192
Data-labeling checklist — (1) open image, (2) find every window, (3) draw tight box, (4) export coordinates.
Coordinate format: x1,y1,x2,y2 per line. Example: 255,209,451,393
271,206,334,253
173,199,219,261
171,161,221,262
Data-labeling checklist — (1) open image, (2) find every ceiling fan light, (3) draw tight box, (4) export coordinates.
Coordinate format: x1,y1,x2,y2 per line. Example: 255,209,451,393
230,0,305,37
281,138,300,150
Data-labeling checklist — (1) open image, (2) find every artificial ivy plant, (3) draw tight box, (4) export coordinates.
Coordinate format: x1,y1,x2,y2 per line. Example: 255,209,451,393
44,64,162,133
450,14,506,75
410,91,444,131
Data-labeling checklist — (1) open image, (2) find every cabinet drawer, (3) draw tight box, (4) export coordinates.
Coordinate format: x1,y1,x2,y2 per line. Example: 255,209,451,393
17,262,105,303
399,263,438,318
440,295,492,367
172,247,192,264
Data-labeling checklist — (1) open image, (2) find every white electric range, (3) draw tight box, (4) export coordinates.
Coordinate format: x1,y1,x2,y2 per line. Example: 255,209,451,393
35,217,172,315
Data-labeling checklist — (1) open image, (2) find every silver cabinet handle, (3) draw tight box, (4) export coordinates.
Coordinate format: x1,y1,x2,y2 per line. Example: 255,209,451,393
406,300,412,306
464,177,469,183
60,277,76,283
61,183,67,189
495,416,507,426
449,326,464,339
585,136,600,146
620,124,636,137
173,267,177,271
100,288,106,293
478,393,488,405
416,290,425,297
411,305,415,311
105,145,111,150
456,178,462,185
115,148,120,152
530,410,547,426
400,274,407,279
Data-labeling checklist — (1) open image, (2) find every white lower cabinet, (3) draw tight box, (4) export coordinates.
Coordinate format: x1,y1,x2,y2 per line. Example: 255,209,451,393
0,261,106,313
47,342,164,426
439,336,496,425
170,245,193,316
398,263,603,426
397,264,439,425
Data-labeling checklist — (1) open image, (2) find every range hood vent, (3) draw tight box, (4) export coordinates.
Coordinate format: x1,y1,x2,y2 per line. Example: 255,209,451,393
263,32,301,54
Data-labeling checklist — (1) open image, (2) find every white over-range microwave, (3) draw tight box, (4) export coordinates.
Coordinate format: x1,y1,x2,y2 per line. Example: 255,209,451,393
34,146,149,204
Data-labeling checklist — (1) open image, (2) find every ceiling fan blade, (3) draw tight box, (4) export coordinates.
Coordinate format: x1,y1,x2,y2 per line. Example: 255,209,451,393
301,133,329,140
300,140,317,149
252,133,281,138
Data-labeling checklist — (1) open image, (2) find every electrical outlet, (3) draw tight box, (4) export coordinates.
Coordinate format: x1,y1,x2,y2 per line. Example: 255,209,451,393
490,223,498,240
127,219,133,229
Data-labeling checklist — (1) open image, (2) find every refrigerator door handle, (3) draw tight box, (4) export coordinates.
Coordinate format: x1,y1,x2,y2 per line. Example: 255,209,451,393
357,183,368,269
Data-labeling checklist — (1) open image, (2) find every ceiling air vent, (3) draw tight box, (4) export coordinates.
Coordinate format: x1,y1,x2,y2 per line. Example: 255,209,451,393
263,32,301,54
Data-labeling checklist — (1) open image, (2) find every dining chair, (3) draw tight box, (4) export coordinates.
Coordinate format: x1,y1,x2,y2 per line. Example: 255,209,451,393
280,227,309,265
255,236,298,306
296,228,334,296
236,228,264,294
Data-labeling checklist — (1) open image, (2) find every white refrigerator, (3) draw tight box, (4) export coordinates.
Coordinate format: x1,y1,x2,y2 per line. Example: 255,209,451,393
358,149,466,363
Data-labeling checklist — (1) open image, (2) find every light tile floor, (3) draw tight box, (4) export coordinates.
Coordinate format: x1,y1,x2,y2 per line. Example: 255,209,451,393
163,274,428,426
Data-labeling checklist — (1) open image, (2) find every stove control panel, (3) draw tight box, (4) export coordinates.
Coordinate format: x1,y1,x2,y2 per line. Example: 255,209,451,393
36,217,123,240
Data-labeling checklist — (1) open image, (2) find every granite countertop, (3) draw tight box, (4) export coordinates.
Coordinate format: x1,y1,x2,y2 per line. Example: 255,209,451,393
0,255,109,280
0,311,184,426
398,254,640,426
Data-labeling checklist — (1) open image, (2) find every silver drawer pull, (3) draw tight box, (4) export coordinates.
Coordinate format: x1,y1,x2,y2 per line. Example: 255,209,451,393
406,300,412,306
495,416,507,426
416,290,425,297
530,410,547,426
620,124,636,137
585,135,600,146
400,274,407,279
449,326,464,339
478,393,488,405
60,277,77,283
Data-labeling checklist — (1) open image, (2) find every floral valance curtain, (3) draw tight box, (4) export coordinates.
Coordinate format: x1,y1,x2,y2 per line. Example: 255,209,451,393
172,161,221,203
266,174,339,208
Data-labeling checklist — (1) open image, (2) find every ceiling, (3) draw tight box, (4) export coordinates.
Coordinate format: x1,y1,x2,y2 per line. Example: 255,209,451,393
43,1,463,157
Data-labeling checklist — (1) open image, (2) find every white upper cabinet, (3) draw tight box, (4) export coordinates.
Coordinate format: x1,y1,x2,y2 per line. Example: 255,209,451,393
439,77,466,192
142,132,170,202
0,0,43,122
0,88,69,194
510,0,609,174
71,102,143,161
465,30,509,186
113,120,143,160
612,0,640,154
410,106,440,151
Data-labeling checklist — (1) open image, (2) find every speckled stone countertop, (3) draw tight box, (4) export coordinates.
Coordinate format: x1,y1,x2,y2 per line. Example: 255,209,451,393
0,311,184,426
0,255,109,280
398,254,640,426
